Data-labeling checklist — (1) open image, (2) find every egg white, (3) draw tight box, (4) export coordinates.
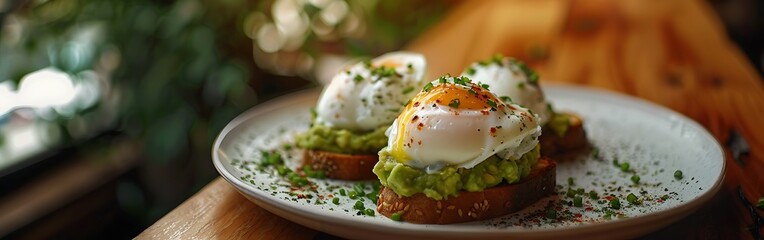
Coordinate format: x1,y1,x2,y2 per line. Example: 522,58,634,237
461,57,552,125
315,52,427,131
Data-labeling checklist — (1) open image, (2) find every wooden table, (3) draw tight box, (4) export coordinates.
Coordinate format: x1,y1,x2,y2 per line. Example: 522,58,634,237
138,0,764,239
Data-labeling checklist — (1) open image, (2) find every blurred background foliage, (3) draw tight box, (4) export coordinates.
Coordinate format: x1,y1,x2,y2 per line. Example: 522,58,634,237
0,0,454,237
0,0,761,238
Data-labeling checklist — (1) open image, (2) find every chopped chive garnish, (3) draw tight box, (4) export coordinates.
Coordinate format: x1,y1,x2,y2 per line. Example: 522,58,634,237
674,170,683,180
566,188,576,198
332,197,340,205
545,208,557,219
517,82,525,89
627,193,639,205
567,177,575,186
364,209,375,216
631,175,640,184
574,196,583,207
439,77,447,83
354,75,363,82
348,190,358,199
449,98,460,108
612,158,619,166
468,89,477,96
620,162,630,172
486,99,497,108
339,189,346,196
391,212,402,221
423,82,434,92
480,83,490,90
500,96,512,103
407,63,413,69
609,198,621,209
661,195,670,200
354,183,366,195
589,190,598,199
353,200,365,210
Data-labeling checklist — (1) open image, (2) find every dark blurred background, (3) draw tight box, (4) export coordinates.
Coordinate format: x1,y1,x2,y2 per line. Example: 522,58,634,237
0,0,760,239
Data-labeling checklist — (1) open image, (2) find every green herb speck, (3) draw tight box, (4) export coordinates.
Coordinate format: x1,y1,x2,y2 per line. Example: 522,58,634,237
545,208,557,219
674,170,683,180
574,196,583,207
486,99,497,108
449,98,460,108
609,198,621,209
620,162,630,172
627,193,639,205
353,200,365,211
423,82,434,92
631,175,640,184
364,209,375,216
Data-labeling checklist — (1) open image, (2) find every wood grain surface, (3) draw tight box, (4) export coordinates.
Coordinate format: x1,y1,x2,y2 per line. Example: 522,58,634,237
139,0,764,239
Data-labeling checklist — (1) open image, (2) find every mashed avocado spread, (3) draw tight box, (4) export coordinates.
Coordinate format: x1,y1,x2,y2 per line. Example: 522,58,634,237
373,145,540,200
547,112,570,137
296,123,388,154
545,104,571,137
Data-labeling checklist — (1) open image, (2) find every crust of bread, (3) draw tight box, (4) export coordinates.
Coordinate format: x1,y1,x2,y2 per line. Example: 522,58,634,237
302,150,378,180
376,157,556,224
539,112,588,156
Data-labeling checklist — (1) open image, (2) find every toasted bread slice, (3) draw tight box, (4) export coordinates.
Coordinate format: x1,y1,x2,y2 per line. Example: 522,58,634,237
539,112,588,156
302,150,378,180
376,157,556,224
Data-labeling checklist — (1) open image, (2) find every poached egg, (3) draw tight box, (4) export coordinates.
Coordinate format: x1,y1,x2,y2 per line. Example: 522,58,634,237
385,76,541,173
461,56,552,125
315,52,427,131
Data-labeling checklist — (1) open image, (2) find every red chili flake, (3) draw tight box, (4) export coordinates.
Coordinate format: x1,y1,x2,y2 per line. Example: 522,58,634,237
412,115,419,122
585,207,593,211
490,127,497,136
328,194,334,198
417,123,424,130
480,110,490,115
575,213,582,218
413,102,420,107
417,140,422,145
319,195,325,200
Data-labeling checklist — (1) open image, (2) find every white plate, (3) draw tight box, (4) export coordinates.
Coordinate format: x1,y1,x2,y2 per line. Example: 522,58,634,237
212,84,725,239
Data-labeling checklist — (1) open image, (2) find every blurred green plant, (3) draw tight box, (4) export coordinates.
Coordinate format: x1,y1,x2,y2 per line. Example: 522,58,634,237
0,0,452,225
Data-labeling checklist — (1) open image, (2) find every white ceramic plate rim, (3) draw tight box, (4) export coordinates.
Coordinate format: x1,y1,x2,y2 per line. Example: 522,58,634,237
212,83,725,239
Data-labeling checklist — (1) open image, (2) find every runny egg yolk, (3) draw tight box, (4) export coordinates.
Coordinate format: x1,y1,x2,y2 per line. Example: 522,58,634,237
389,83,506,162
